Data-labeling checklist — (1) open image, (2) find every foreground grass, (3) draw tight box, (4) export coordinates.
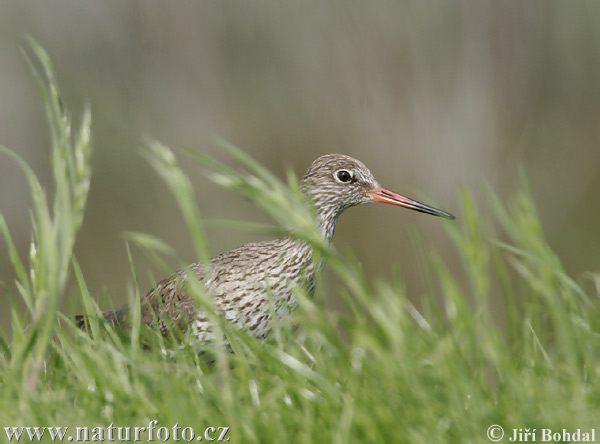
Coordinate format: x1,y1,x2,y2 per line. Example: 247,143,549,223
1,42,599,444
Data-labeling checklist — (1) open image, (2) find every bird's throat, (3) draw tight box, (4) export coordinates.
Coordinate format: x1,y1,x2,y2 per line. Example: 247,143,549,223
318,206,340,242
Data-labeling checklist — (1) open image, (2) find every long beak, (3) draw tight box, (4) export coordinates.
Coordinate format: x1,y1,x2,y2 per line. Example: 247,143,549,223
369,187,455,220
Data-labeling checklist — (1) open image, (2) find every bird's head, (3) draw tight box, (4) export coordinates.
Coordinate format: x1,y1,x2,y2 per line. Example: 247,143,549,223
300,154,455,221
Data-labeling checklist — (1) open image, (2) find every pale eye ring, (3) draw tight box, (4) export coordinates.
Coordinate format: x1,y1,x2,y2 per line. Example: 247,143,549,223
335,169,353,183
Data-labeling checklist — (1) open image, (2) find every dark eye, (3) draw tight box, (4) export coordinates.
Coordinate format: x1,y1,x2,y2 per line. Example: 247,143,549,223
336,169,352,183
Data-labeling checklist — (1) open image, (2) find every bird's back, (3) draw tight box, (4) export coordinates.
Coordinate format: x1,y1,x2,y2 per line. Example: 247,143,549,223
80,237,315,341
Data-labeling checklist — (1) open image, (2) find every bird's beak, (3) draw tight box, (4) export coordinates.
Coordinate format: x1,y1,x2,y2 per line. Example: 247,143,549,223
368,187,455,220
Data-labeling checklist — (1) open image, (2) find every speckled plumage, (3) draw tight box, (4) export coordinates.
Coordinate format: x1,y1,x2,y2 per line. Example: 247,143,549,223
137,237,314,341
77,154,454,341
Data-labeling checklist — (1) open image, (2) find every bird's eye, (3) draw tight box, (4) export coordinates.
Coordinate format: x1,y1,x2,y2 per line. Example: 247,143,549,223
336,169,353,183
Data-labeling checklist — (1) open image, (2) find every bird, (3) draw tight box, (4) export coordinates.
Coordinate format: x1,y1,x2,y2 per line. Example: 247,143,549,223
76,154,454,342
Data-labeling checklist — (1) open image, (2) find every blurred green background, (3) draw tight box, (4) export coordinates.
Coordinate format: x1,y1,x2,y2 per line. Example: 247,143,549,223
1,2,599,330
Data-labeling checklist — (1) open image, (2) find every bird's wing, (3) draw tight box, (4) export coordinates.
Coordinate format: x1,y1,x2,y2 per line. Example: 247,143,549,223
140,263,206,334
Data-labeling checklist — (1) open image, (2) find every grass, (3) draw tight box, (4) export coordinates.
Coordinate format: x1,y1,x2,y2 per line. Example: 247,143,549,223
1,41,599,443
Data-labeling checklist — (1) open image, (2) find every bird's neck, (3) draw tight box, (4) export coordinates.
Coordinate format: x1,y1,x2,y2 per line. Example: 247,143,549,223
275,204,339,298
316,204,340,242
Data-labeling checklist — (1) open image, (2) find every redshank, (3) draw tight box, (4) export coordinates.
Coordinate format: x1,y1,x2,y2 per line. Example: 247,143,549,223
77,154,454,341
